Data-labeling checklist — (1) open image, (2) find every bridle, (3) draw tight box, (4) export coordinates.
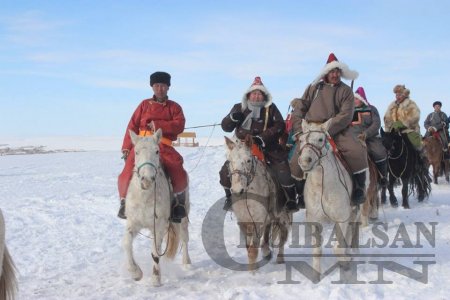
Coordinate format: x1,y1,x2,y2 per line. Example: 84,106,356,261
229,155,257,187
297,130,329,166
135,161,158,178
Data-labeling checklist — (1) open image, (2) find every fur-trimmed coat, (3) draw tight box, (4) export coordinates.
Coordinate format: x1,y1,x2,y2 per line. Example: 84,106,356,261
384,98,421,134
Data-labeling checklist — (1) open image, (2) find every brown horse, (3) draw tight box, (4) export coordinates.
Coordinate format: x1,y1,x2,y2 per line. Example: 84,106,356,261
423,135,450,184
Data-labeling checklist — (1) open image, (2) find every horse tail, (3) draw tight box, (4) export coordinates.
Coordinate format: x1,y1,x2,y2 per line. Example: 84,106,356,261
0,246,18,300
165,223,180,260
413,155,432,199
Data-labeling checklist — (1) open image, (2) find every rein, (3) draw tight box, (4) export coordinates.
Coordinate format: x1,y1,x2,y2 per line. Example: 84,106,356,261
229,156,257,187
387,137,409,179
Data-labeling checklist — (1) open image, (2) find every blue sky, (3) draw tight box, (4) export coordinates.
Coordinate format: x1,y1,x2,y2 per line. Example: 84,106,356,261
1,0,450,139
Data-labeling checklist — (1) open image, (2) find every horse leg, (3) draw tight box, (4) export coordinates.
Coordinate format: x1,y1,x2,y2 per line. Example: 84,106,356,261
151,228,164,287
180,217,192,266
434,164,439,184
261,224,272,261
401,178,410,209
445,160,450,182
381,185,387,204
387,176,398,207
334,222,351,270
122,226,143,281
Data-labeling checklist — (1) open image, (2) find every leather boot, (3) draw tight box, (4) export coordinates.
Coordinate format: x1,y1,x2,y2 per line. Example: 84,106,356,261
295,179,306,209
118,198,126,219
375,160,388,187
171,191,187,223
282,185,298,212
223,188,232,211
351,172,366,205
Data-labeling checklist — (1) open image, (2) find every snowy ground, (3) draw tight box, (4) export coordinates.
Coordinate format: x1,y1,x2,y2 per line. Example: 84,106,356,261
1,143,450,300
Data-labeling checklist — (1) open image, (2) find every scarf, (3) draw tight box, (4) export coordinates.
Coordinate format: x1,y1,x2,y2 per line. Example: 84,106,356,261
241,101,265,130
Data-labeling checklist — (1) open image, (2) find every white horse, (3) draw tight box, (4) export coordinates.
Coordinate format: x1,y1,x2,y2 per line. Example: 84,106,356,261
225,136,291,271
0,208,17,300
297,120,365,280
123,129,191,286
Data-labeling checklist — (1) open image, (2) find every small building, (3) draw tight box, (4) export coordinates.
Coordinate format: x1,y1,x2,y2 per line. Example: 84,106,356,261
173,132,199,147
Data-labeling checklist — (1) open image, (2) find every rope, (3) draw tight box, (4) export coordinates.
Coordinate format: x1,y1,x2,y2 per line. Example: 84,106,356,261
186,123,218,173
184,123,220,129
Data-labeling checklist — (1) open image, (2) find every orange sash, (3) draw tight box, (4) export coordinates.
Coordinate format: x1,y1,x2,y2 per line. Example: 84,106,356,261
251,144,265,162
138,130,173,147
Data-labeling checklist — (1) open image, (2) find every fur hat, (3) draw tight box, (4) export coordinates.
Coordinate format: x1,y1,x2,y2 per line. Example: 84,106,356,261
393,84,410,98
433,101,442,107
313,53,358,84
241,76,272,109
150,71,171,86
354,86,369,106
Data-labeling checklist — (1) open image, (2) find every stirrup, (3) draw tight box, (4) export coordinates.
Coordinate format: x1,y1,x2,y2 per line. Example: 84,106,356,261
117,199,126,219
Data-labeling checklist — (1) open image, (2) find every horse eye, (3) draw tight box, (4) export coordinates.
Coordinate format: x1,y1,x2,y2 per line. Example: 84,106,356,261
318,138,324,142
156,150,159,154
247,159,251,163
135,151,139,155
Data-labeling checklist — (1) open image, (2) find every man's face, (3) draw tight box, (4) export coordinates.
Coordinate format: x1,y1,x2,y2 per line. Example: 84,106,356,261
395,92,405,103
152,83,169,99
325,68,341,85
248,90,265,103
434,105,441,112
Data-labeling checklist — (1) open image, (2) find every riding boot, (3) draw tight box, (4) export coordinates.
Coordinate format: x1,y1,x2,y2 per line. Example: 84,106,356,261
223,188,232,211
351,172,366,205
282,185,298,212
295,179,306,209
171,191,187,223
117,198,126,219
375,160,388,187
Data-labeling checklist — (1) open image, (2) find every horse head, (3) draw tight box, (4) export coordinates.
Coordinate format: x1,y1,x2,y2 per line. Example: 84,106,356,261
225,135,256,195
129,128,162,190
297,119,332,172
380,127,403,157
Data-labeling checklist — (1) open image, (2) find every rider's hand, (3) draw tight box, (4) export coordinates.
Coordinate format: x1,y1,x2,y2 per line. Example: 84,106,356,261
230,112,245,124
121,149,130,160
392,121,406,130
358,132,366,141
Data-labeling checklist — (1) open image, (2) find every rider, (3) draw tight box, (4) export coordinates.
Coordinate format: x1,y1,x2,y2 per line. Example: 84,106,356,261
424,101,450,159
220,76,298,212
117,71,188,223
290,53,368,205
384,84,423,153
351,87,388,186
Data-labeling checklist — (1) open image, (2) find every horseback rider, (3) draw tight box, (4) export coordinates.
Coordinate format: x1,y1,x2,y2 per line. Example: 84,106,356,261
220,76,298,212
424,101,450,159
290,53,368,205
117,71,188,223
351,87,388,186
384,84,423,153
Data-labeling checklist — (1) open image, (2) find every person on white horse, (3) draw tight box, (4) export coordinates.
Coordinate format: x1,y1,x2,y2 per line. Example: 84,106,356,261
117,71,188,223
424,101,450,159
351,86,388,186
220,76,298,212
289,53,368,205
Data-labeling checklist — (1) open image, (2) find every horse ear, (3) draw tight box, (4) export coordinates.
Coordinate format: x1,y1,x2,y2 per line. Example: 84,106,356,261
154,128,163,144
321,119,333,132
244,134,253,148
380,127,385,137
129,130,139,145
225,136,235,150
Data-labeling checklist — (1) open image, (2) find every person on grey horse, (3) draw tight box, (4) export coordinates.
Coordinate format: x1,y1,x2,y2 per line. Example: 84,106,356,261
351,86,388,186
424,101,450,159
220,76,298,212
289,53,368,205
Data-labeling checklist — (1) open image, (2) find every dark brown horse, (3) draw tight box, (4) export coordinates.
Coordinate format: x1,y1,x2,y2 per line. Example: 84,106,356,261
423,135,450,184
380,128,432,209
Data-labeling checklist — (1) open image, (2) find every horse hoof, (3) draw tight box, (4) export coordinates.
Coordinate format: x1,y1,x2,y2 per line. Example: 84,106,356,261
276,255,285,264
130,267,143,281
403,204,410,209
152,276,162,287
263,251,272,261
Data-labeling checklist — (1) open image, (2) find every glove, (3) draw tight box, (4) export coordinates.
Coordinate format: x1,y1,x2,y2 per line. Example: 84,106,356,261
392,121,406,130
147,121,155,131
121,149,130,161
230,112,245,124
357,132,366,141
252,135,265,147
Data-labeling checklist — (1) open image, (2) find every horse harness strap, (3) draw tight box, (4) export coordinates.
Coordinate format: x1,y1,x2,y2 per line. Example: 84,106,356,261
139,130,173,147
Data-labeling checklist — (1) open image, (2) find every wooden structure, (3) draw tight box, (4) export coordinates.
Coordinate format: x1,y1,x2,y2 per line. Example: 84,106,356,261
173,132,199,147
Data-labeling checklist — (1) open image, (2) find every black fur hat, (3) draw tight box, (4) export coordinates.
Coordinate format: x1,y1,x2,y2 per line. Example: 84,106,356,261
150,71,171,86
433,101,442,107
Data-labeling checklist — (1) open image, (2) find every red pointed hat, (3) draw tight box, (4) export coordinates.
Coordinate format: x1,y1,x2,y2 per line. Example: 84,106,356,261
354,86,369,105
313,52,358,83
242,76,272,109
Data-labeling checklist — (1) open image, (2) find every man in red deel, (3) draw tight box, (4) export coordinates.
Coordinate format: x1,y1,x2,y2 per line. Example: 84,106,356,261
117,71,188,223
